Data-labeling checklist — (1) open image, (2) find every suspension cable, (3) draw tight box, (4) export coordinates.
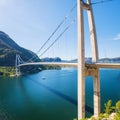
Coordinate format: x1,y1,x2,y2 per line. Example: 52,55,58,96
32,18,76,61
27,3,77,62
26,0,117,62
91,0,113,5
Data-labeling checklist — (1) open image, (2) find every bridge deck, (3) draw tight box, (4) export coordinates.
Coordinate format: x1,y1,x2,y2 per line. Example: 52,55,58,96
18,62,120,69
86,63,120,69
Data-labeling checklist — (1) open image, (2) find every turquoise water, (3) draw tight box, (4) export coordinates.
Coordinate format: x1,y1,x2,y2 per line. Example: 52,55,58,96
0,68,120,120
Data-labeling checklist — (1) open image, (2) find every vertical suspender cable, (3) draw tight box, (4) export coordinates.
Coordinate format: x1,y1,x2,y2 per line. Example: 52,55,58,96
27,3,77,62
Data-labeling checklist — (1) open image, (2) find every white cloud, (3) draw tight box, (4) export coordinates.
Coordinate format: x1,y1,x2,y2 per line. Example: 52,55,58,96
113,33,120,40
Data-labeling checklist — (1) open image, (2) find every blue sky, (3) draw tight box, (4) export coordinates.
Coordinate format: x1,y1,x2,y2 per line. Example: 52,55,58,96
0,0,120,60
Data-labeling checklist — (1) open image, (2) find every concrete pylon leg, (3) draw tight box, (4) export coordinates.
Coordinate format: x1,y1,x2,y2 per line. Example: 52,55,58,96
77,0,100,119
87,0,98,62
87,0,100,116
94,69,100,117
77,0,85,119
78,69,85,120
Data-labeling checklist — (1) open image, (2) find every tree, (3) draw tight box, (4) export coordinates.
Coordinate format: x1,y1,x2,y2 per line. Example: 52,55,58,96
104,100,112,114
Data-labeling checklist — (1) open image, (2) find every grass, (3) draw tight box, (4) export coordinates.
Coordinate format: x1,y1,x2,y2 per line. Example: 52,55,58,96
0,66,15,76
75,100,120,120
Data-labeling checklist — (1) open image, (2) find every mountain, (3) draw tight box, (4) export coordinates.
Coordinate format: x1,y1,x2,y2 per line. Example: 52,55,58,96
65,57,92,63
42,57,120,63
41,57,92,63
0,31,40,66
69,57,120,63
98,57,120,63
41,57,62,62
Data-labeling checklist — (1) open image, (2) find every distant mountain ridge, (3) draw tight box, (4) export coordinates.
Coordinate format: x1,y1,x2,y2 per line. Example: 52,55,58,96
98,57,120,63
69,57,120,63
68,58,92,63
41,57,120,63
41,57,92,63
41,57,62,62
0,31,40,66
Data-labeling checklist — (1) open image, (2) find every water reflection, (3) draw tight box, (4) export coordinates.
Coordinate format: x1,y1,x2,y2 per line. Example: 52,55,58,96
24,76,93,114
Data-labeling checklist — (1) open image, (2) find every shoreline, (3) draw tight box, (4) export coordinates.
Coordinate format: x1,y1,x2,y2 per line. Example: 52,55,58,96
0,66,15,77
0,65,61,77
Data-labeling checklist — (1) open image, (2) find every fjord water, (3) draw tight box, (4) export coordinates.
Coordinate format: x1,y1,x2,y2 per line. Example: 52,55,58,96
0,68,120,120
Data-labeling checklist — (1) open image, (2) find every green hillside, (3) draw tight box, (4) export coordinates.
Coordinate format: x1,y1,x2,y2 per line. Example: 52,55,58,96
0,31,40,66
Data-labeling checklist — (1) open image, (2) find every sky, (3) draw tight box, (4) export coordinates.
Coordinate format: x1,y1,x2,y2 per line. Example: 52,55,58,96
0,0,120,60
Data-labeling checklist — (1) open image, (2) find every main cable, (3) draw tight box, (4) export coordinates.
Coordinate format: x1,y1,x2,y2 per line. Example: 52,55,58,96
32,18,76,61
25,0,116,62
91,0,113,5
27,3,77,62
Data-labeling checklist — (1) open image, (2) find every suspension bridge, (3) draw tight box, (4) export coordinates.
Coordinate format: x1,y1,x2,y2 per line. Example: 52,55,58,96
15,0,120,119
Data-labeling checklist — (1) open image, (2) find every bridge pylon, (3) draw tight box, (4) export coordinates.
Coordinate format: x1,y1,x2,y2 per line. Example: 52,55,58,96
15,54,24,76
77,0,100,119
15,54,20,76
